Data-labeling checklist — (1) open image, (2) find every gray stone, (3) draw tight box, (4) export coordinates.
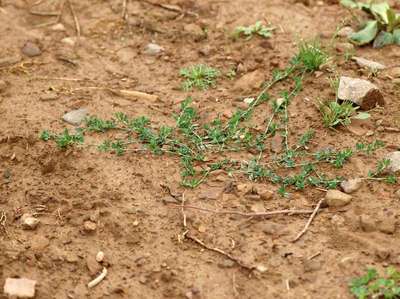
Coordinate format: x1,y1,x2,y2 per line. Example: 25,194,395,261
21,41,42,57
4,278,36,298
62,108,88,125
144,43,164,55
385,151,400,173
352,57,386,71
325,190,352,207
340,178,362,194
337,76,384,110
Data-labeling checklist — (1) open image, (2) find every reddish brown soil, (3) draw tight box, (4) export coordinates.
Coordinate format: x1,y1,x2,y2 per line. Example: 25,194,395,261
1,0,400,298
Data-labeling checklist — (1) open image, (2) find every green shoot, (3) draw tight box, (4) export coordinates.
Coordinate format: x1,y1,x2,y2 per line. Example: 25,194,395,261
234,21,274,40
293,40,328,72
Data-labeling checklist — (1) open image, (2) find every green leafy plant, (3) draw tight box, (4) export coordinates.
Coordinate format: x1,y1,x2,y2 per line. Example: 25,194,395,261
180,64,219,91
234,21,274,39
341,0,400,48
318,100,370,128
349,267,400,299
85,116,116,132
292,40,328,72
356,140,385,155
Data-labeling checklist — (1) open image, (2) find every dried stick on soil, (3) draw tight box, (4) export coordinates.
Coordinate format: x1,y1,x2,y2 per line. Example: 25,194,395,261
87,267,108,288
168,203,313,218
291,198,324,243
186,234,255,271
122,0,128,20
66,0,80,38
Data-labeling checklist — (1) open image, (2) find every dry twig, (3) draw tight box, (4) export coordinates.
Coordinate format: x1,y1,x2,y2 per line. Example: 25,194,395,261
66,0,80,38
292,198,324,243
122,0,128,20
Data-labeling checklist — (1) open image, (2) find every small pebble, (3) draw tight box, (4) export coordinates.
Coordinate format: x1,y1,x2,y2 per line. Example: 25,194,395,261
340,178,362,194
83,220,97,233
21,41,42,57
4,278,36,298
96,251,105,263
21,213,40,230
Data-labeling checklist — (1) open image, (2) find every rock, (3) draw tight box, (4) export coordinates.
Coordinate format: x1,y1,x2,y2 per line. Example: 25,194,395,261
337,26,354,38
331,214,345,226
337,76,384,110
144,43,164,55
218,259,235,268
0,80,8,93
303,259,322,272
65,252,79,263
21,41,42,57
184,24,206,41
384,151,400,173
198,224,206,233
198,188,222,200
83,220,97,233
233,70,265,92
51,23,66,31
198,45,212,56
270,134,283,153
61,37,77,47
40,93,58,101
96,251,105,263
4,278,36,298
62,108,88,125
359,214,376,232
325,190,352,207
237,183,252,194
21,213,40,230
86,255,102,275
377,218,396,234
255,264,268,273
352,57,386,71
336,42,354,53
243,97,255,105
395,189,400,199
340,178,362,194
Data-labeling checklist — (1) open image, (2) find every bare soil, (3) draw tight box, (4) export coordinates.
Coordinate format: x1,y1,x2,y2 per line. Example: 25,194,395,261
1,0,400,298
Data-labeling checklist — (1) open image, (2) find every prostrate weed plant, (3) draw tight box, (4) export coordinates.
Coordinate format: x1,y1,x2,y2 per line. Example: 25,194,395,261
233,21,274,40
349,267,400,299
180,64,220,91
40,39,394,194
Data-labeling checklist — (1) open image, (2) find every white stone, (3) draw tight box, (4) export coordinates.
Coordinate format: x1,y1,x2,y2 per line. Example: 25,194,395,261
144,43,164,55
62,108,88,125
385,151,400,173
352,57,386,71
4,278,36,298
21,213,39,230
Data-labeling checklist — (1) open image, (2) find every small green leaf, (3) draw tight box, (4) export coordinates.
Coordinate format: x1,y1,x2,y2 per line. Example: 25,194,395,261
350,20,378,45
393,29,400,45
353,112,370,120
373,31,394,48
340,0,359,9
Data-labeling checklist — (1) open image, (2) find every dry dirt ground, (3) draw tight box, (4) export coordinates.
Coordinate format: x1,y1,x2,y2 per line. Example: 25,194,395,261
1,0,400,298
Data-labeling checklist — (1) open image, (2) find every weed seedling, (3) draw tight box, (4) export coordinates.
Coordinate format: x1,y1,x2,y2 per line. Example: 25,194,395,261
318,101,358,128
180,64,219,91
85,116,116,132
234,21,274,40
55,129,84,149
293,40,328,72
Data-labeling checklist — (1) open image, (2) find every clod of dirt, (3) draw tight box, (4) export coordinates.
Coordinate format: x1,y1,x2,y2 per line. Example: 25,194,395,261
352,57,386,71
335,42,354,53
198,188,222,200
30,235,50,251
376,218,396,235
183,23,206,41
250,202,265,213
395,189,400,199
359,214,376,232
41,158,56,174
21,41,42,57
218,259,235,268
233,70,265,92
325,190,352,207
39,93,59,101
259,221,288,236
337,26,354,38
254,185,274,200
340,178,362,194
384,151,400,173
21,213,40,230
3,278,36,298
144,43,164,55
270,134,283,153
384,66,400,78
0,55,21,68
0,80,8,93
83,220,97,233
62,108,88,126
51,23,66,32
337,76,385,110
236,183,253,194
87,255,102,276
